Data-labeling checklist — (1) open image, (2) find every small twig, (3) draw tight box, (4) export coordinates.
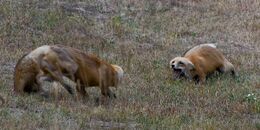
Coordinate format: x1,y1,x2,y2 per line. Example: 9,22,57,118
0,95,5,106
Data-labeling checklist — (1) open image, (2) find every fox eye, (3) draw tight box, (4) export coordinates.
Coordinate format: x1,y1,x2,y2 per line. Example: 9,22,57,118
179,61,184,65
178,61,186,67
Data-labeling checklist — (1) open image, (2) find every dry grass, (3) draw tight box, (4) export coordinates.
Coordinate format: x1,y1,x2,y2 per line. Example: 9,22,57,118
0,0,259,129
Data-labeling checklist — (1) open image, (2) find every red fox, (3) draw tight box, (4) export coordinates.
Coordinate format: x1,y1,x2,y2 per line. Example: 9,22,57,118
170,44,235,83
57,45,124,100
14,45,124,101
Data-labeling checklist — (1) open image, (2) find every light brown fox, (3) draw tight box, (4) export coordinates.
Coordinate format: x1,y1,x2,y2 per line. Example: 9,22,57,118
170,44,235,83
14,45,123,101
57,45,124,100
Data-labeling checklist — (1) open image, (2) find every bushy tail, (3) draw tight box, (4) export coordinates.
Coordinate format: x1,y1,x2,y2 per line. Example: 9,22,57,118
14,53,29,92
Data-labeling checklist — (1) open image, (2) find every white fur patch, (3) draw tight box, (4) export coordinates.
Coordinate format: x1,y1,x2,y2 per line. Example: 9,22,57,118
112,65,124,81
27,45,51,60
184,43,217,57
202,43,216,48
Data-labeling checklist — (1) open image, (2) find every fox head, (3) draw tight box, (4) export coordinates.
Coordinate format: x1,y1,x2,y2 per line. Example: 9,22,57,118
170,57,195,80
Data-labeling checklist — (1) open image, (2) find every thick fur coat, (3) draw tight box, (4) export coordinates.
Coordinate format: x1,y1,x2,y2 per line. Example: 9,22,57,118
170,44,235,83
14,45,123,100
58,45,123,99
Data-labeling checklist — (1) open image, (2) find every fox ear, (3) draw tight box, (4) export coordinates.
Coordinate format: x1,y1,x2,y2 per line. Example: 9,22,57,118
186,61,195,70
169,59,175,68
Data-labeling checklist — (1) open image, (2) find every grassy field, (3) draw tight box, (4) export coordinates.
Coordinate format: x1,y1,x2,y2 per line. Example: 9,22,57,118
0,0,259,129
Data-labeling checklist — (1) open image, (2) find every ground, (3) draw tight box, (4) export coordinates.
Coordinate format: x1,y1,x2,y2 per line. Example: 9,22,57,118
0,0,259,129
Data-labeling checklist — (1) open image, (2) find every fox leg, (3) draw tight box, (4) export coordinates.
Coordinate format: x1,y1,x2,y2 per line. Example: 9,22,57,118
35,72,50,98
40,59,74,95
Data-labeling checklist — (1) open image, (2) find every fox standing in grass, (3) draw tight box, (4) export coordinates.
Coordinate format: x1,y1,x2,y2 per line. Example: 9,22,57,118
14,45,124,102
56,45,124,102
170,44,235,83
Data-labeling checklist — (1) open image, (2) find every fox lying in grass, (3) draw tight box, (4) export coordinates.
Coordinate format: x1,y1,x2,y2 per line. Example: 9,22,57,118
170,44,235,83
14,45,123,102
